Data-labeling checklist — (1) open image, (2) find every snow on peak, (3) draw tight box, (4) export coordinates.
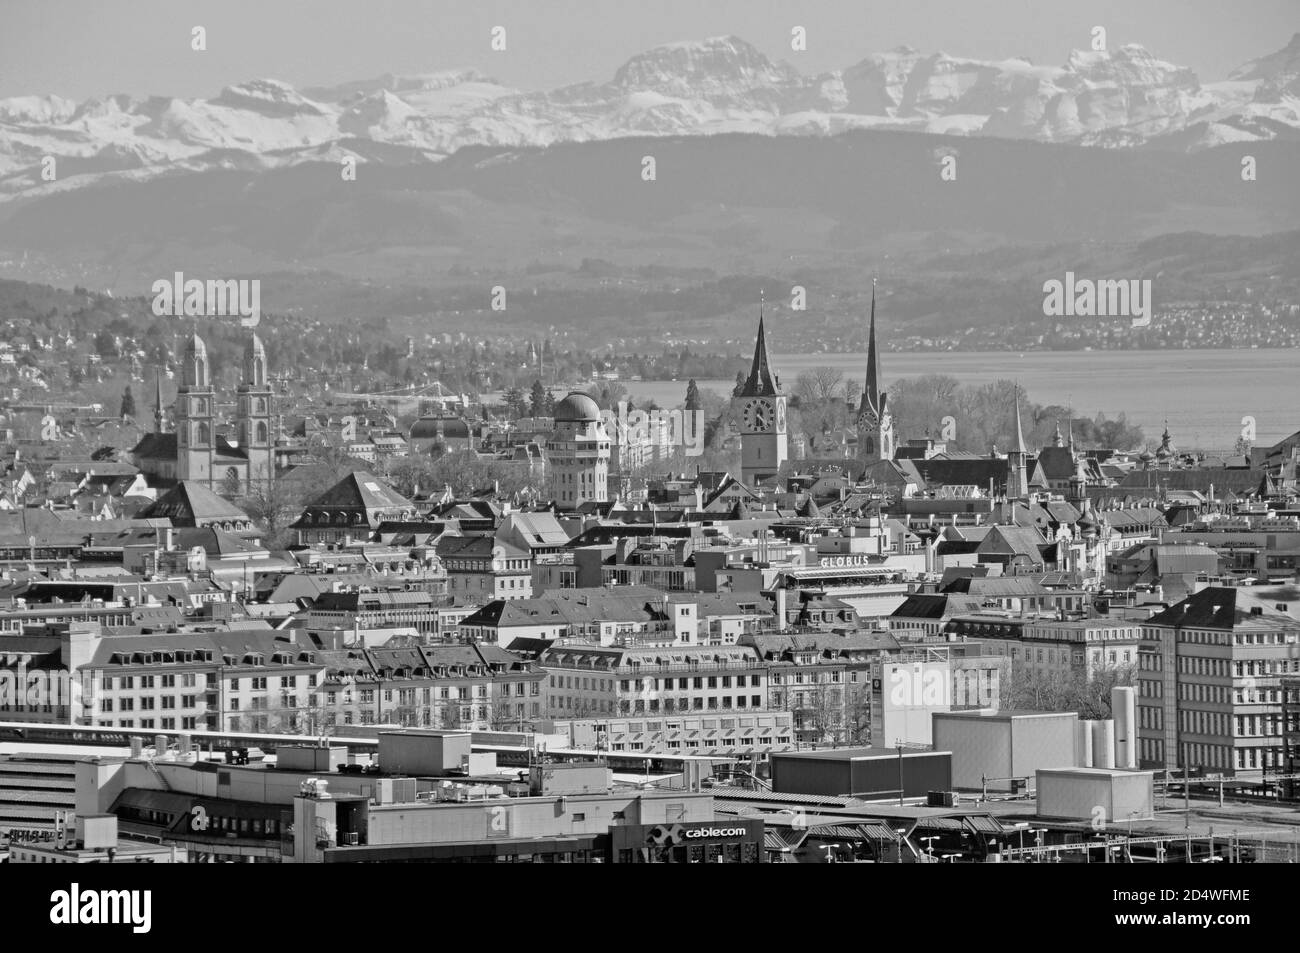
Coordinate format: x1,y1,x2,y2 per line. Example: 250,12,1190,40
214,79,327,116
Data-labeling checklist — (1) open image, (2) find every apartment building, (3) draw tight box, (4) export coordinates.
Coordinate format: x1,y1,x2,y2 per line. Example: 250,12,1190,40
551,710,797,756
540,644,769,718
951,616,1143,681
436,535,533,605
312,643,543,731
304,590,446,637
1137,586,1300,777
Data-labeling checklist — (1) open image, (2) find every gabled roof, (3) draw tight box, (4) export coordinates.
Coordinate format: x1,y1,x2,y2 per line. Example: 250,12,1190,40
131,433,178,460
138,481,252,525
308,471,411,510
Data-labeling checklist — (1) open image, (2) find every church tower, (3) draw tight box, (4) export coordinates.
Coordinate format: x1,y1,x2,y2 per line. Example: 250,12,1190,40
175,333,216,486
738,301,788,486
153,369,165,433
856,282,895,462
1007,384,1029,499
238,332,274,490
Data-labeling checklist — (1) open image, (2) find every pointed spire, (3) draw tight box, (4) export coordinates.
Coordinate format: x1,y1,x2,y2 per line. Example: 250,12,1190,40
1012,383,1027,455
154,369,165,433
863,279,883,416
740,295,777,397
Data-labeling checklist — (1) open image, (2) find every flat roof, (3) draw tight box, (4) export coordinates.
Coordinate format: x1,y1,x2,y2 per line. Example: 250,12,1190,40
933,710,1076,722
1037,767,1154,778
772,747,952,762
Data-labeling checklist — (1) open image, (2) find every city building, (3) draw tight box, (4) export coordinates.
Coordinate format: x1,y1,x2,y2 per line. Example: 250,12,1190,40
1137,586,1300,777
547,391,610,511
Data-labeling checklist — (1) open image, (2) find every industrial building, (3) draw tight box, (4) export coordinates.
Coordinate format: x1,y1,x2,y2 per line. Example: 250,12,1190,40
769,747,953,800
932,710,1079,793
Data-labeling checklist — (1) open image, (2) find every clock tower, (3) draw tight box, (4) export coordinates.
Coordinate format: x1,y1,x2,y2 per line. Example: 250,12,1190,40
857,282,895,462
739,303,788,486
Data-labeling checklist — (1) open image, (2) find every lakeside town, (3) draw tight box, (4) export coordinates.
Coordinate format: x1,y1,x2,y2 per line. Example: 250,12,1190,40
1,287,1298,865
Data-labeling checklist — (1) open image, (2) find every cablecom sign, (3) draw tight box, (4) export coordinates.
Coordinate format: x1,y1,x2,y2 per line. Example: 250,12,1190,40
685,827,747,839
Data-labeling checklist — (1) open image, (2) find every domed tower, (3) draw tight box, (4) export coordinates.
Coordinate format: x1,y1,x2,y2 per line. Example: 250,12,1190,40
547,392,610,511
738,299,788,486
175,333,216,484
238,332,274,489
1155,420,1177,464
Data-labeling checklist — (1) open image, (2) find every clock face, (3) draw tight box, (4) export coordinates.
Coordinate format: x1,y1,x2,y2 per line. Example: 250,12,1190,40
742,398,771,432
858,410,878,432
775,399,787,432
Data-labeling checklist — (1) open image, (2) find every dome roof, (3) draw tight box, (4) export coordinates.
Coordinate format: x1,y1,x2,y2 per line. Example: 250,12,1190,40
410,417,469,439
554,391,601,422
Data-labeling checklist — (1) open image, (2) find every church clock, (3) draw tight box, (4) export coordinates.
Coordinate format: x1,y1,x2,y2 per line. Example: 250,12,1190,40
742,397,772,432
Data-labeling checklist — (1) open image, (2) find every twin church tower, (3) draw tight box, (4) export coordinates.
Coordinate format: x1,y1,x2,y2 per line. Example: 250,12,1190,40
134,331,275,493
738,284,892,486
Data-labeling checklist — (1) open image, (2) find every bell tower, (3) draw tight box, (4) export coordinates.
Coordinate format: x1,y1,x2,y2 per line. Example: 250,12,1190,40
238,332,274,490
738,299,788,486
175,333,216,486
857,282,894,462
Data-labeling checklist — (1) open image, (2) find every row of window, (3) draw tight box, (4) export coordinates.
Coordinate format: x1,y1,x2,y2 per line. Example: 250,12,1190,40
549,694,767,713
96,717,200,730
101,695,199,712
102,674,205,691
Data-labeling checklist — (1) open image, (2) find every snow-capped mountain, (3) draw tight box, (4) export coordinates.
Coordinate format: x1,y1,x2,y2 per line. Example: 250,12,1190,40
2,34,1298,198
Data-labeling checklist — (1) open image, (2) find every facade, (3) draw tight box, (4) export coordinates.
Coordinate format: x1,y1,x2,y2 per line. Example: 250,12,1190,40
546,391,610,511
1137,587,1300,777
304,590,446,637
769,747,953,799
737,309,788,486
932,710,1080,792
437,535,534,606
552,711,797,756
313,644,543,731
540,644,769,718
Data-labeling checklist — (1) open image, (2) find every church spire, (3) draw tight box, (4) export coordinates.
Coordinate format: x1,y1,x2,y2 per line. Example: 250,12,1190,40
154,369,165,433
862,280,883,417
741,293,777,397
1012,383,1027,455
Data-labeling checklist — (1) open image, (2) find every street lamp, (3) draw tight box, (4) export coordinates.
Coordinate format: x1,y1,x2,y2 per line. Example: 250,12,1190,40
1013,821,1030,857
920,835,940,861
821,843,841,863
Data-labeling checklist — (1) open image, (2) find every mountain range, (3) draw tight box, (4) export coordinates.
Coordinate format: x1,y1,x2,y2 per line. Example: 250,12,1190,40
2,33,1300,198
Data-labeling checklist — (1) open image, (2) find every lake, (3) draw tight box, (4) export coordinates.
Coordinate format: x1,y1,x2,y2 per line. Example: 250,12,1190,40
617,349,1300,451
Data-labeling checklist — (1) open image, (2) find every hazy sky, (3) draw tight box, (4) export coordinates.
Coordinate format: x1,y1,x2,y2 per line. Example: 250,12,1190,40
2,0,1296,100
